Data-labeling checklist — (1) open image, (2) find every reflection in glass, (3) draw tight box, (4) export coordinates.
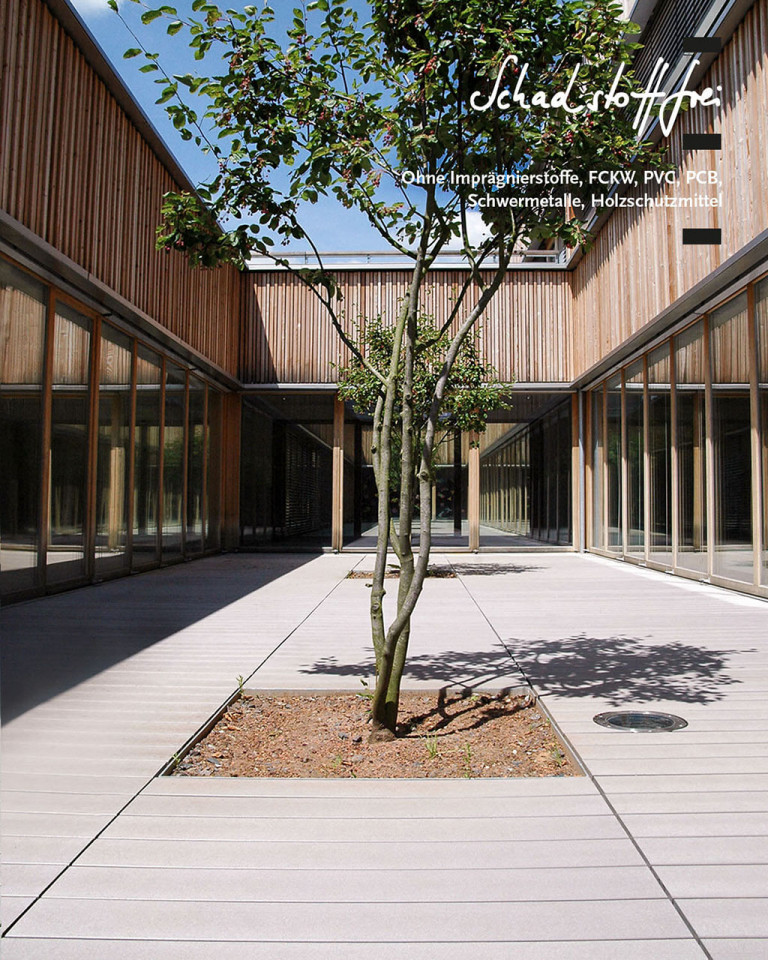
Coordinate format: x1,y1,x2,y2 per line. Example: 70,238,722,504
186,376,205,554
429,430,467,546
676,320,708,574
625,360,644,554
206,389,222,550
591,388,604,549
133,346,161,566
48,303,91,583
95,325,132,572
711,294,752,583
606,374,622,551
0,262,46,594
479,403,570,546
758,278,768,587
163,362,186,559
480,427,529,540
647,343,672,566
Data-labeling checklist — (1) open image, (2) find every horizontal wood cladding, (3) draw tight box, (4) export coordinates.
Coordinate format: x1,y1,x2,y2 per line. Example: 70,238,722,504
242,269,572,384
572,0,768,379
0,0,241,377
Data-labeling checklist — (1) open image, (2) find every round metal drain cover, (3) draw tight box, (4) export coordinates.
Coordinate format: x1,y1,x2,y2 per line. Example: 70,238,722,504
593,711,687,732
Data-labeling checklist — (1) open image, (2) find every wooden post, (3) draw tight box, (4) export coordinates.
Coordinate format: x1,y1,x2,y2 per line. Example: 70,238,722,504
331,393,345,551
107,394,124,551
468,434,480,550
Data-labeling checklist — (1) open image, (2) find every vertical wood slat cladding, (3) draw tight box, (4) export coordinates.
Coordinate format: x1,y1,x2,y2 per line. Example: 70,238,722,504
242,269,572,384
572,0,768,379
0,0,241,377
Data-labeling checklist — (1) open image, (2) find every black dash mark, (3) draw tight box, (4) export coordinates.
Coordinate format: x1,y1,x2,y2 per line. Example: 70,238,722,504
682,37,722,53
683,228,721,245
683,133,722,150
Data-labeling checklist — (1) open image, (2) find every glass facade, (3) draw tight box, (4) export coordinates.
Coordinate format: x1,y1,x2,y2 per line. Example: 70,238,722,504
240,394,334,547
479,401,572,546
589,272,768,596
710,294,752,583
95,325,132,574
758,278,768,588
0,261,46,593
133,345,162,566
48,302,91,583
647,343,672,566
0,255,224,602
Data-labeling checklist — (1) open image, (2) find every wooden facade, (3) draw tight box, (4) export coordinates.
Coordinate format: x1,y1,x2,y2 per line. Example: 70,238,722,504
0,0,242,378
571,0,768,378
242,269,573,384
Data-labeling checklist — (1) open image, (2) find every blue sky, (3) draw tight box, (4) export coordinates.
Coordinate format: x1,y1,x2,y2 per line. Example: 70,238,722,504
69,0,390,251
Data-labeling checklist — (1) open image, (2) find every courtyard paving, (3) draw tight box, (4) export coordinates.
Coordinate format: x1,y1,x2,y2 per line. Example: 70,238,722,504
1,552,766,958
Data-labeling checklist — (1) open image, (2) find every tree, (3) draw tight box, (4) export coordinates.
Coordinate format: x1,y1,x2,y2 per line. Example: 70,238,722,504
118,0,656,738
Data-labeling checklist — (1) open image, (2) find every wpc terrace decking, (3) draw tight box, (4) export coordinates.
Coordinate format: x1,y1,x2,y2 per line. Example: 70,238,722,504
1,553,767,958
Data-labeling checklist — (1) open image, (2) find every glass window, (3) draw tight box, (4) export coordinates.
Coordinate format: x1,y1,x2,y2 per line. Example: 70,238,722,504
206,388,222,550
606,373,622,552
711,294,753,583
186,376,205,555
163,362,186,560
591,387,605,550
95,325,132,573
0,261,46,594
48,302,91,583
133,345,162,567
648,343,672,566
625,360,645,555
758,278,768,587
480,424,529,544
675,320,708,574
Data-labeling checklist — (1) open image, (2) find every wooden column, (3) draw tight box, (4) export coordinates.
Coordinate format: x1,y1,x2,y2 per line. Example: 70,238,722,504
468,434,480,551
219,392,241,550
331,393,345,552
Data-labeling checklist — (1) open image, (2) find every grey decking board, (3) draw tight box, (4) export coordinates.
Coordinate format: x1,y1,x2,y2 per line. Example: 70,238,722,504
99,812,627,843
5,897,693,941
43,863,666,903
655,865,768,899
0,939,710,959
121,792,610,818
74,836,648,870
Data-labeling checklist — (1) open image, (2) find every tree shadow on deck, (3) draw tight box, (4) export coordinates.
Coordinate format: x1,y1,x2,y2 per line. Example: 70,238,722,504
451,562,544,577
301,646,525,691
1,553,322,723
301,632,747,708
505,633,747,706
